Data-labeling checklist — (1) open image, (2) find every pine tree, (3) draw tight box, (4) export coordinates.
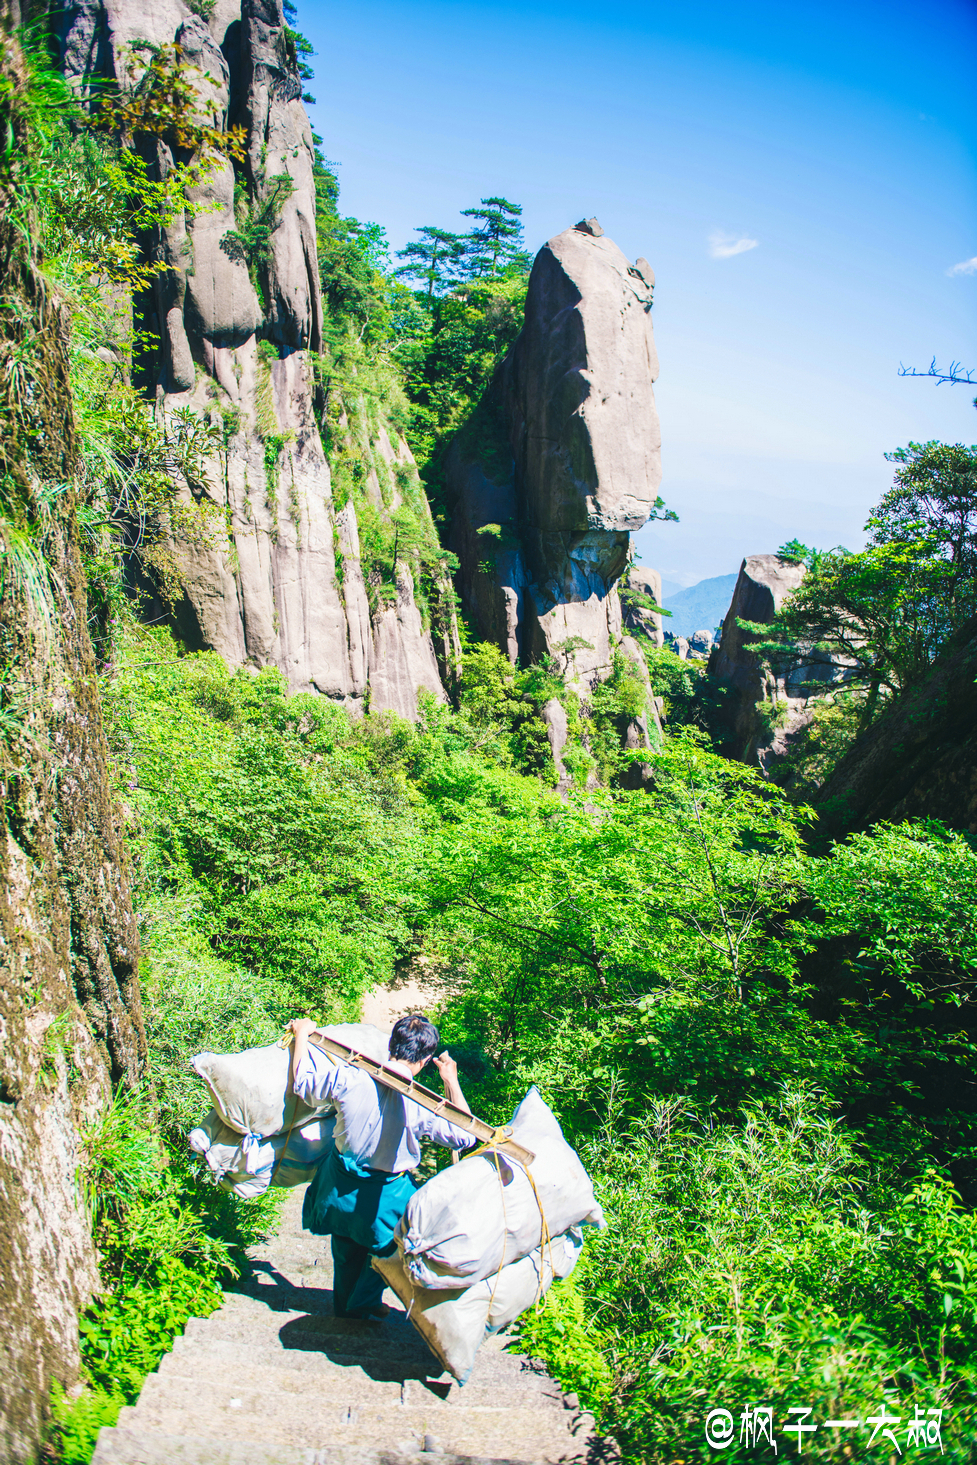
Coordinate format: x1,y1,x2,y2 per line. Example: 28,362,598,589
394,226,467,297
459,197,528,278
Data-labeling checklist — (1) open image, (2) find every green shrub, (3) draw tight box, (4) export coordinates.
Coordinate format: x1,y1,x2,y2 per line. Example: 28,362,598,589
520,1090,977,1463
46,1383,124,1465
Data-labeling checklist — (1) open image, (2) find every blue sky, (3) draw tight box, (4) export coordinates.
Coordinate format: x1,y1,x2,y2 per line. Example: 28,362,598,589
299,0,977,586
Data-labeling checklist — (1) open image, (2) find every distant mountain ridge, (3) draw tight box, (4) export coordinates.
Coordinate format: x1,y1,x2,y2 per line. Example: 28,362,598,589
660,573,739,639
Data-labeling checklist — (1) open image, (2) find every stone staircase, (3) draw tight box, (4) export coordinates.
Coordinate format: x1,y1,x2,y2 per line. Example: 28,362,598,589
91,1190,613,1465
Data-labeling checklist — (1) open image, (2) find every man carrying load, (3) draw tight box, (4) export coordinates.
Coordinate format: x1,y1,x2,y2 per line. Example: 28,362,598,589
288,1012,476,1319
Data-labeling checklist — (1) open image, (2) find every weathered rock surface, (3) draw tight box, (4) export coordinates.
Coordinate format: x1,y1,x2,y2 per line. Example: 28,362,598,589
814,617,977,845
689,628,714,659
708,554,815,764
447,218,662,694
57,0,448,717
0,27,146,1461
621,563,664,647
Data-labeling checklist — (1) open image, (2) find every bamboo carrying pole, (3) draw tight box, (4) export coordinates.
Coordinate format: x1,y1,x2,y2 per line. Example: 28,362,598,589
293,1031,536,1167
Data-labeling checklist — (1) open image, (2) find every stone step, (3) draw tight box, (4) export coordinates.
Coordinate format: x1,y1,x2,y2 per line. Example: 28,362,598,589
116,1400,580,1462
141,1368,404,1411
91,1428,320,1464
204,1299,387,1332
91,1424,555,1465
185,1303,414,1338
165,1336,563,1408
183,1311,435,1360
91,1189,603,1465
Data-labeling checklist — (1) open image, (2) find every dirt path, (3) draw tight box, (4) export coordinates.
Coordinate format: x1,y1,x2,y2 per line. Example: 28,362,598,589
359,976,444,1034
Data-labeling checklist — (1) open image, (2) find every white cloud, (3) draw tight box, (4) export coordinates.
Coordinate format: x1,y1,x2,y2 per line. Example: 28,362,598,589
947,257,977,276
709,230,759,259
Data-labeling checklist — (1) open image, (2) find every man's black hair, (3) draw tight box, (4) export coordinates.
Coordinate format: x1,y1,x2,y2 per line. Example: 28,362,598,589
389,1013,440,1066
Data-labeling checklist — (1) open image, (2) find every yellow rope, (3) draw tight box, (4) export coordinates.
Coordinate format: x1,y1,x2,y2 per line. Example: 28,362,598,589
473,1142,554,1315
466,1124,517,1159
524,1165,554,1307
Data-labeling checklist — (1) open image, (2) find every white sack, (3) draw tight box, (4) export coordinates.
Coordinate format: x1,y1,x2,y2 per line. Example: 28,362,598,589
374,1227,583,1382
216,1120,336,1197
395,1086,604,1291
219,1169,273,1200
189,1105,335,1194
191,1022,390,1143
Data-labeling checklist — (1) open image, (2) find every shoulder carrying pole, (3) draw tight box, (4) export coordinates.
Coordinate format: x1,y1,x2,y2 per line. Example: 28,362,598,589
297,1031,536,1167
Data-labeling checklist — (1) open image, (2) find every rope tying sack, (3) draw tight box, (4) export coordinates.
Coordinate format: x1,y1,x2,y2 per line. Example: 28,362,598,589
472,1141,554,1310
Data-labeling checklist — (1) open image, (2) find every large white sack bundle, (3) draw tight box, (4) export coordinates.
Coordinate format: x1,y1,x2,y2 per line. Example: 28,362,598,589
395,1086,604,1291
374,1228,583,1382
188,1106,244,1171
188,1106,336,1195
191,1022,390,1143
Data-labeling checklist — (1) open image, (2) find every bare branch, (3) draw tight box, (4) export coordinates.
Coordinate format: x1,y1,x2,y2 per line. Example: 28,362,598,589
898,357,977,387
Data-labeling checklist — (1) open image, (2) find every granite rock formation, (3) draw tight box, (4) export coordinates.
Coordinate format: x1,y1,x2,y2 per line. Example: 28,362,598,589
621,564,665,648
447,218,662,695
58,0,448,719
0,26,146,1460
814,617,977,846
708,554,825,765
689,628,714,659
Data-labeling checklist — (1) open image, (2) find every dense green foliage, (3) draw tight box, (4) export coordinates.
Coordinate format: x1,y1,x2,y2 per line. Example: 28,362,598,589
520,1096,975,1464
8,18,975,1465
73,628,977,1462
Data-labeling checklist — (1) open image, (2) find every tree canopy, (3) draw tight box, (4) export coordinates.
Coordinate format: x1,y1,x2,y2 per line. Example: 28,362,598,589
743,441,977,722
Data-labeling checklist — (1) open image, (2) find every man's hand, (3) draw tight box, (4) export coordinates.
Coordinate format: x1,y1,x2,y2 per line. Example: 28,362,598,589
288,1017,317,1041
432,1050,471,1116
431,1051,458,1086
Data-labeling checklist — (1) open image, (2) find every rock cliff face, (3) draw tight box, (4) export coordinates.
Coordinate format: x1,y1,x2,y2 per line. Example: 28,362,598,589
708,554,815,765
58,0,447,719
0,26,146,1462
814,618,977,846
621,564,664,648
446,218,662,693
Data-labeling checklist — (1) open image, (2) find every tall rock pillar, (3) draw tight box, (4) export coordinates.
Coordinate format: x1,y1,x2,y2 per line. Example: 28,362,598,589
446,218,662,690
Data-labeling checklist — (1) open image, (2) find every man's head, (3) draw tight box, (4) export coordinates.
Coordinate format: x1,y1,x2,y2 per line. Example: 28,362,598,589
388,1013,440,1068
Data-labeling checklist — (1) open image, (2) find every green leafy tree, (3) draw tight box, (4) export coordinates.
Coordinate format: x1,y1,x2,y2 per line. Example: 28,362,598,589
873,440,977,583
745,442,977,727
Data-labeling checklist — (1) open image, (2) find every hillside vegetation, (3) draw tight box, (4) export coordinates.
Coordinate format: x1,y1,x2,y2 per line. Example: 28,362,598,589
2,24,975,1465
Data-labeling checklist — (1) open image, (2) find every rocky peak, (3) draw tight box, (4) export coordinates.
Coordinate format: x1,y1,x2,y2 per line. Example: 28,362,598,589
708,554,842,766
446,219,662,695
